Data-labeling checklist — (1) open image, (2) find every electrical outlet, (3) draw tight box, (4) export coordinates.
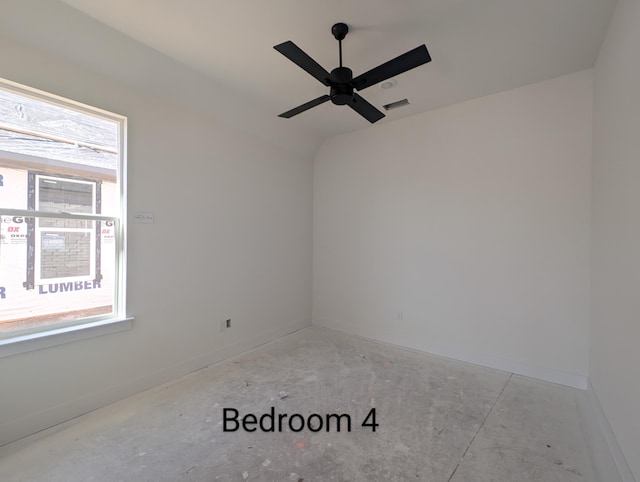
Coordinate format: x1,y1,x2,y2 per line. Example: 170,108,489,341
220,318,231,332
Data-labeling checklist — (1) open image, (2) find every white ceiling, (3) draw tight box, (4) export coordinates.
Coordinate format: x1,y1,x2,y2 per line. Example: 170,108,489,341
58,0,616,143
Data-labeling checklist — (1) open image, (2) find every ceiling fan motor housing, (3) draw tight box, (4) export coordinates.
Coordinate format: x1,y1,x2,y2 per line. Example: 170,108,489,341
330,66,353,105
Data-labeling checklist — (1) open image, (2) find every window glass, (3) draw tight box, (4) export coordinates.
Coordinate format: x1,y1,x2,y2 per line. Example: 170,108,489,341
0,78,125,337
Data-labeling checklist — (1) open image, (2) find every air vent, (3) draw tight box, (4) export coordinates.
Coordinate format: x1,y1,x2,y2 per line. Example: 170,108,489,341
383,99,409,111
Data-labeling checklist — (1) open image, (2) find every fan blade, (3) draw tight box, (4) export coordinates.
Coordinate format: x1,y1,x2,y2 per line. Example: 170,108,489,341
274,41,333,86
352,45,431,91
348,93,385,123
278,95,331,118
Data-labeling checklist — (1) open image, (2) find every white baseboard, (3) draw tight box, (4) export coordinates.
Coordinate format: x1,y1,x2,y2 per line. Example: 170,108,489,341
3,318,635,482
0,319,310,450
312,318,588,389
577,380,636,482
312,319,638,482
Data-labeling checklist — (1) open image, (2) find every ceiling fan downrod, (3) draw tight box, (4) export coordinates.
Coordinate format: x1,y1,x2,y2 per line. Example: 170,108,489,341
331,22,348,68
329,23,353,105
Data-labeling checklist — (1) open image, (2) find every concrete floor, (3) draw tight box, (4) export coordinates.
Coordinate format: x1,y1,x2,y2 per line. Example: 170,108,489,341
0,327,595,481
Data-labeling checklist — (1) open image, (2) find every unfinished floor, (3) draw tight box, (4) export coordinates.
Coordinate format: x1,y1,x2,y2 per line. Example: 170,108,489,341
0,327,595,482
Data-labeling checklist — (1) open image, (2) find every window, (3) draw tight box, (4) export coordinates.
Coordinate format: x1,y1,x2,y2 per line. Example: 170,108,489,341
34,174,100,284
0,77,127,348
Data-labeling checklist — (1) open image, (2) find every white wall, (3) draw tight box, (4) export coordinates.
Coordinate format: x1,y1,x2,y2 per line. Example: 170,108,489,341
314,70,593,387
2,4,634,472
591,0,640,478
0,32,312,444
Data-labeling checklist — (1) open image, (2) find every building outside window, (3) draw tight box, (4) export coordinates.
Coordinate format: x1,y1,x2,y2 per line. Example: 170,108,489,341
0,78,126,339
34,174,100,284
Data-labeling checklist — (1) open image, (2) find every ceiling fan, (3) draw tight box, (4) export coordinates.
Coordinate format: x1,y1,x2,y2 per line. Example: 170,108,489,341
274,22,431,123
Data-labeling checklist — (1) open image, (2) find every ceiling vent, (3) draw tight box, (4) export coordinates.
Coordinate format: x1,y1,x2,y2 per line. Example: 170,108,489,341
383,99,409,111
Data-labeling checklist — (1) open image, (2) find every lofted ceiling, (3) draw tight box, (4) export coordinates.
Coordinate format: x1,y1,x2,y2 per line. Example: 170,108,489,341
52,1,616,143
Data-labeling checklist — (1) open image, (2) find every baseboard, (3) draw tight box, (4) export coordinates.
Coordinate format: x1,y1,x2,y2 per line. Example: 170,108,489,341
0,319,311,450
4,319,634,482
576,380,636,482
312,320,638,482
312,318,587,389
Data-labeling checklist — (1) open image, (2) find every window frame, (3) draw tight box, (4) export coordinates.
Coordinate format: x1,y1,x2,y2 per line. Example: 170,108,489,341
0,77,130,355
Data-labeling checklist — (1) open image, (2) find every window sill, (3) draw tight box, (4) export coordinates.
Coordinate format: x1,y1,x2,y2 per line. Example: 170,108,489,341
0,317,133,359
